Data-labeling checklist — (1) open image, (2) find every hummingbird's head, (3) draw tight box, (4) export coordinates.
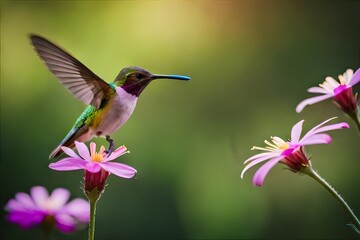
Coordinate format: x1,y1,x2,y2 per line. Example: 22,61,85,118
113,66,190,96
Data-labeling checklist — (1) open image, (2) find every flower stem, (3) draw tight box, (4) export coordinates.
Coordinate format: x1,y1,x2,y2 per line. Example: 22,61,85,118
302,164,360,234
86,188,102,240
88,198,98,240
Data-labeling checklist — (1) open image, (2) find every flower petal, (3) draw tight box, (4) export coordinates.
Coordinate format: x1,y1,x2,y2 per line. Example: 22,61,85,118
61,146,79,159
324,76,340,88
55,213,76,233
296,94,333,113
7,210,45,228
5,199,25,211
74,141,90,160
300,133,332,145
100,162,137,178
343,69,353,85
103,146,128,162
307,87,329,94
30,186,49,208
349,68,360,86
244,152,281,164
301,117,337,141
90,142,96,156
252,156,283,187
310,122,349,136
49,157,87,171
241,153,282,178
49,188,70,210
290,120,304,143
14,193,36,209
64,198,90,222
85,162,102,173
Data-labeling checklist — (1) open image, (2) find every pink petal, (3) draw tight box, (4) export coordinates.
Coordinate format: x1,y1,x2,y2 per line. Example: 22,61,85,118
64,198,90,222
310,122,350,136
5,199,24,211
241,153,282,178
307,87,329,94
301,117,337,141
61,146,79,159
290,120,304,143
74,141,90,160
244,152,281,164
295,94,333,113
85,162,102,173
49,157,87,171
55,213,76,233
103,146,128,162
49,188,70,210
7,211,45,228
300,133,332,145
99,146,106,155
281,147,296,156
14,193,36,209
349,68,360,86
100,162,137,178
30,186,49,208
90,142,96,156
252,156,283,187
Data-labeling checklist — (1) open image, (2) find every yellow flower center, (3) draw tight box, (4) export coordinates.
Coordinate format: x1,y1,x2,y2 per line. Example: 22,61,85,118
276,141,289,150
91,152,104,163
251,136,289,152
90,145,106,163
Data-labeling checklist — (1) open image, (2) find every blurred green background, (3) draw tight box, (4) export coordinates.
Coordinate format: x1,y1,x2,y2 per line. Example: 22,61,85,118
1,1,360,239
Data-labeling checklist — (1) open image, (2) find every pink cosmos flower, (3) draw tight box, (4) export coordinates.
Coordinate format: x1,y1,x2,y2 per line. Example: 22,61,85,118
241,117,349,187
296,68,360,114
5,186,89,233
49,142,137,194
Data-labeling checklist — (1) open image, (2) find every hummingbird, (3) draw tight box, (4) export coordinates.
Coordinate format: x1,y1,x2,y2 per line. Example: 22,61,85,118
29,34,191,158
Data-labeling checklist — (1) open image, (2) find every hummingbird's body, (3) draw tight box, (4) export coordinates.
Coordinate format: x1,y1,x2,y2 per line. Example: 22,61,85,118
30,34,190,158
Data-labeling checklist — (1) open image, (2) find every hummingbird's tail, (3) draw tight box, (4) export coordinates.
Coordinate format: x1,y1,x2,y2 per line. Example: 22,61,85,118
49,125,89,159
49,142,75,159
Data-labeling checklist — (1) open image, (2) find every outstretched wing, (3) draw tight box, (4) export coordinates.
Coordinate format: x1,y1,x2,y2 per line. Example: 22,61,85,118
30,34,114,109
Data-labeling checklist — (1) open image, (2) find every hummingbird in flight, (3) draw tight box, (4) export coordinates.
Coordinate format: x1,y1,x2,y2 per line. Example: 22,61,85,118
29,34,190,158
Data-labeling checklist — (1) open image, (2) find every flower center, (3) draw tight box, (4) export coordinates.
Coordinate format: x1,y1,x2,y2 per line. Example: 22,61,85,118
91,152,104,163
90,145,106,163
252,136,289,152
333,84,347,96
277,142,289,150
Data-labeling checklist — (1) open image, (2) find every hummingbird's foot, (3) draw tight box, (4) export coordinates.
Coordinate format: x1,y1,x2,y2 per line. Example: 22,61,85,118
104,135,114,156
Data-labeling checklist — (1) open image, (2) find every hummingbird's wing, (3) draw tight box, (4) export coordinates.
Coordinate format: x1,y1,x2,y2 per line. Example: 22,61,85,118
30,34,114,109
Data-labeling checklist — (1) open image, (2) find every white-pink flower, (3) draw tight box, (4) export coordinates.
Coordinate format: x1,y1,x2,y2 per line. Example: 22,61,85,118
241,117,349,187
5,186,89,233
49,142,137,193
296,68,360,113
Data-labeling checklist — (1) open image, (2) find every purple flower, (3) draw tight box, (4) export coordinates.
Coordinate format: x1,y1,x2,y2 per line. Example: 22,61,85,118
5,186,89,233
241,117,349,187
49,142,137,194
296,68,360,114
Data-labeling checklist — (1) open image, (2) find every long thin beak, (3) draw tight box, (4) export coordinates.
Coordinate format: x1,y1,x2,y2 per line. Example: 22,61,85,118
152,74,191,81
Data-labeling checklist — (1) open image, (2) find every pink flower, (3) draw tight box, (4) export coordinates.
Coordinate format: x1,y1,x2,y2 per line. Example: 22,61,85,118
241,117,349,187
296,68,360,113
5,186,89,233
49,142,137,194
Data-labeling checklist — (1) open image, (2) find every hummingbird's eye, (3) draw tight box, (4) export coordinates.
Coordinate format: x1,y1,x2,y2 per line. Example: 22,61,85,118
135,73,143,79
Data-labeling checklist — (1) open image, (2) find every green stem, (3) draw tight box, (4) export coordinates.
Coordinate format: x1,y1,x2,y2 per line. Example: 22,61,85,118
302,165,360,234
88,197,98,240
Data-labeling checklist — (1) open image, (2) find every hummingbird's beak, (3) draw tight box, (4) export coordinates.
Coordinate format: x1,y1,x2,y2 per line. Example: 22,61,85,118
152,74,191,81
